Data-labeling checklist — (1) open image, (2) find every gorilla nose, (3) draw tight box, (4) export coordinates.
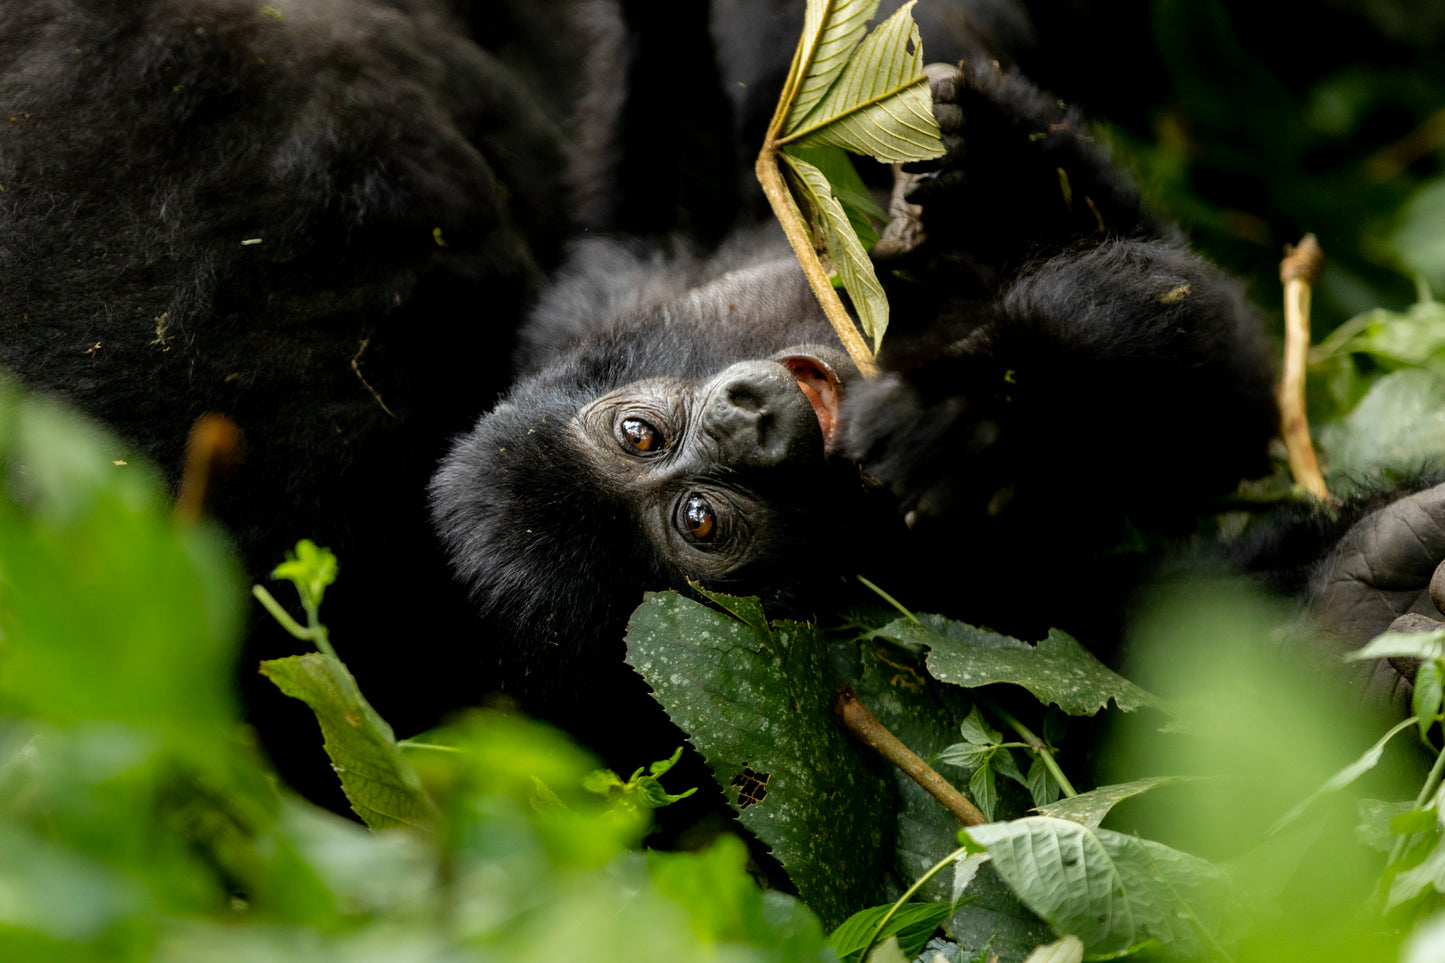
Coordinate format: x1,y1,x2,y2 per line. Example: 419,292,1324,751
703,361,818,468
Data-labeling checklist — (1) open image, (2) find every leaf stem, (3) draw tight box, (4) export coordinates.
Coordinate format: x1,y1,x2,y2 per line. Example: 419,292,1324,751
980,697,1077,798
756,149,879,377
251,584,338,659
836,685,986,825
859,845,969,963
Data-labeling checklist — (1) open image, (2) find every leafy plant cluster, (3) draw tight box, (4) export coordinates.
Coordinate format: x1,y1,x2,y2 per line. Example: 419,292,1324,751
0,378,835,963
623,578,1445,962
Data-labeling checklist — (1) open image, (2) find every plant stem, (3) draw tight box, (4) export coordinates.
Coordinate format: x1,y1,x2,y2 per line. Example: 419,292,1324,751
1278,234,1329,502
859,845,969,963
858,575,921,623
305,603,338,660
981,697,1077,798
251,584,338,659
756,150,879,378
836,685,987,825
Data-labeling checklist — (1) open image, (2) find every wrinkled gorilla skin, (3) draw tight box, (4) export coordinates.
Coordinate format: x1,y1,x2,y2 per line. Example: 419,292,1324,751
431,52,1281,746
0,0,577,800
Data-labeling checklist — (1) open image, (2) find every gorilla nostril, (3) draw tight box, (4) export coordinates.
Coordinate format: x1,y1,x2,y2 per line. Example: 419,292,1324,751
727,382,768,414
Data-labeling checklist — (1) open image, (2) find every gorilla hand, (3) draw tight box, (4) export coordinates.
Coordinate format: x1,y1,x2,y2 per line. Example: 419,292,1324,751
1305,482,1445,710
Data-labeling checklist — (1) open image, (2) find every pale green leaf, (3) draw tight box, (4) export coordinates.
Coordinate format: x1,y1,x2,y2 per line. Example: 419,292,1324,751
1347,627,1445,663
963,817,1233,958
1033,776,1189,830
782,150,890,350
786,0,880,130
782,2,944,163
1319,369,1445,479
1022,935,1084,963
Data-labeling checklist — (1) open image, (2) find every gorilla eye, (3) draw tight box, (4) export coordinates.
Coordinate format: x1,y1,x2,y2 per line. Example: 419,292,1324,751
682,494,716,541
620,417,661,453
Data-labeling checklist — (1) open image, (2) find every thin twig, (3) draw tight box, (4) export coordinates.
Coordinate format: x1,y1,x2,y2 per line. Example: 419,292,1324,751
837,685,987,825
1278,234,1329,501
351,337,396,417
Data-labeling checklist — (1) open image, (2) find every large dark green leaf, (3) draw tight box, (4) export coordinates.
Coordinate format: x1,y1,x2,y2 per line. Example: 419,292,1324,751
625,589,893,926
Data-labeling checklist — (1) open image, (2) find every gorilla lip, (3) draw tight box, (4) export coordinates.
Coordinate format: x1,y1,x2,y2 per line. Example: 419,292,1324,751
777,355,841,448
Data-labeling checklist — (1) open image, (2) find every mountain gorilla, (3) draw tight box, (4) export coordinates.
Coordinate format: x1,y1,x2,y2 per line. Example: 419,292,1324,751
429,50,1283,741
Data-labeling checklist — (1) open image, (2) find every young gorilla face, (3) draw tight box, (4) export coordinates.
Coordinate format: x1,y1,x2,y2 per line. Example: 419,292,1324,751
427,251,869,690
573,351,846,581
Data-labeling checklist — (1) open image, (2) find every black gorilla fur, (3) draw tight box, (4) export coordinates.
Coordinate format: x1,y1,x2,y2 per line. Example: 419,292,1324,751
429,57,1281,739
0,0,580,798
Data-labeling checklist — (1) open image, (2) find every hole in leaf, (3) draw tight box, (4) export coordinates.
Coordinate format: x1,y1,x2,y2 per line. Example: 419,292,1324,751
730,766,770,809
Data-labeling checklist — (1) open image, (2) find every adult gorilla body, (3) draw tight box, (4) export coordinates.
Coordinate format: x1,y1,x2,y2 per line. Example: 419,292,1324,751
0,0,577,800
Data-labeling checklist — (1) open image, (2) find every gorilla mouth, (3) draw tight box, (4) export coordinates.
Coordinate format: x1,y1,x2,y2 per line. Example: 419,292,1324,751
777,354,842,448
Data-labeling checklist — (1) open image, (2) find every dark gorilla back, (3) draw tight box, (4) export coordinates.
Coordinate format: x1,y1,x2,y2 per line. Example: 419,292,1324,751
0,0,577,802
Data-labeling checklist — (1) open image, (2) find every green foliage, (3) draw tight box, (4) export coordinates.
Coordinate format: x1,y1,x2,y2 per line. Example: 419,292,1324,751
0,377,838,963
828,901,953,963
628,574,1445,960
583,746,699,813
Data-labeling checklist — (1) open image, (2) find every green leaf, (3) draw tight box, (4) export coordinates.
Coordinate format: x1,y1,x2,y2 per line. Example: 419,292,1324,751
782,150,891,350
270,539,338,614
1025,756,1063,810
1355,798,1420,853
937,741,992,770
962,817,1234,959
1347,628,1445,663
828,901,953,963
781,2,944,164
872,616,1161,715
624,590,894,926
959,705,1002,746
1032,777,1189,830
787,143,886,247
784,0,878,132
991,749,1028,796
1319,369,1445,480
1415,658,1445,738
1390,832,1445,910
584,747,698,812
261,653,441,832
969,764,999,822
